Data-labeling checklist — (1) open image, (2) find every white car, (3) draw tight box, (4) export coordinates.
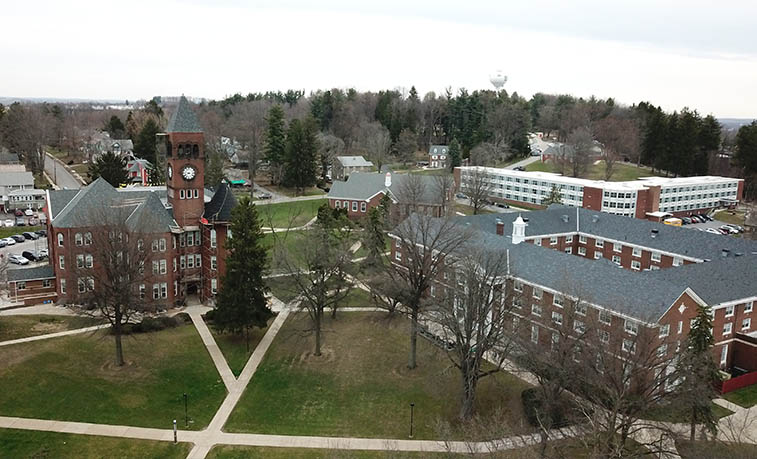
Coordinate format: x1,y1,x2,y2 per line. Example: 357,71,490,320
24,209,34,216
8,254,29,265
705,228,722,235
3,219,13,227
2,237,16,246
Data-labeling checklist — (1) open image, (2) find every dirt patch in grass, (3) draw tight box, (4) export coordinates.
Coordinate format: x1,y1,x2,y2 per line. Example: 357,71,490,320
0,314,103,343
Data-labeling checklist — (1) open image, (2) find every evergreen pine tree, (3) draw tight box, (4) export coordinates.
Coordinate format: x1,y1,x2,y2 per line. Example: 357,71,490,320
133,118,160,164
214,196,273,351
282,117,319,194
263,105,287,185
676,305,721,440
104,115,126,138
541,184,563,206
205,149,226,187
88,151,128,187
147,160,165,186
448,139,462,171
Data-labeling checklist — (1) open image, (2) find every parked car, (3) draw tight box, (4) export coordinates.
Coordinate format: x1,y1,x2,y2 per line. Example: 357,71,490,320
455,193,467,199
22,232,39,240
35,229,47,236
681,217,691,224
496,202,509,208
0,240,6,248
29,218,39,226
13,209,24,217
38,248,48,258
4,219,13,227
720,225,738,234
22,250,41,261
724,224,744,233
513,166,526,171
11,234,26,243
15,217,26,226
8,254,29,265
24,209,34,216
2,237,16,246
705,228,722,235
258,192,272,199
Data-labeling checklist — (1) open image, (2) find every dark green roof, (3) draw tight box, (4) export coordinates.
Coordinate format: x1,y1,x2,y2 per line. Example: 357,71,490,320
203,183,237,222
166,96,202,133
8,265,54,282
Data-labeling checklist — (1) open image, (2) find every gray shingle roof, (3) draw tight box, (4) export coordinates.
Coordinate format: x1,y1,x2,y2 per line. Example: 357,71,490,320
203,183,237,222
336,156,373,168
327,172,440,204
0,153,20,164
49,178,177,232
0,171,34,187
396,206,757,322
428,145,449,155
166,96,202,133
8,265,54,282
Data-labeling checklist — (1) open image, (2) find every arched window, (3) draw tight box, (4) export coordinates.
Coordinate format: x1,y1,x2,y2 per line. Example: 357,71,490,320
57,233,64,247
177,144,184,156
192,144,200,157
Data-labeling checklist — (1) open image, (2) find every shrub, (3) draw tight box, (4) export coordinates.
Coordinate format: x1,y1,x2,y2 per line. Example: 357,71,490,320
521,388,571,428
119,314,189,335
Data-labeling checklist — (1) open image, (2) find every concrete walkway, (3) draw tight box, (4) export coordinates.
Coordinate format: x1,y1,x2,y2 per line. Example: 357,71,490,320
0,324,110,348
0,303,77,316
186,308,236,392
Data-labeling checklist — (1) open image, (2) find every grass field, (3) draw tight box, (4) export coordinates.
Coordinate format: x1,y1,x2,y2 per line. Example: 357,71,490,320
723,383,757,408
714,210,746,226
643,400,732,422
676,439,757,459
0,324,226,430
0,225,43,239
267,186,326,198
0,428,191,459
526,160,661,182
207,446,437,458
265,275,300,303
208,317,273,377
0,314,103,342
258,199,327,228
454,203,493,215
224,312,533,439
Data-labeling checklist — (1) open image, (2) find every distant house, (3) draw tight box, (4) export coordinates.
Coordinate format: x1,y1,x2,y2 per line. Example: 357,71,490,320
746,206,757,237
7,265,57,306
0,152,25,172
327,171,452,221
87,132,135,161
126,159,152,186
8,189,46,211
0,171,35,212
332,156,374,180
428,145,448,169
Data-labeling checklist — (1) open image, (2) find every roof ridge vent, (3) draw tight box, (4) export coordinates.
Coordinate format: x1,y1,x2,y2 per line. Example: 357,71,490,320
722,248,730,258
561,215,569,223
592,215,599,223
651,229,659,238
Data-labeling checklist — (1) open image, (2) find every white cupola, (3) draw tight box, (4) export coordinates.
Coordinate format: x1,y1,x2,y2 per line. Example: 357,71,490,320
512,214,527,244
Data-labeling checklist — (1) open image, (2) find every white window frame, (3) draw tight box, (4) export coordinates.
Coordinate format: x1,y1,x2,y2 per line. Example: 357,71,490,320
651,252,661,262
599,310,611,325
594,251,602,260
595,239,604,248
211,278,218,295
746,301,754,313
622,339,636,354
352,201,358,212
57,233,64,247
631,260,641,271
550,236,558,246
513,280,523,292
742,318,751,330
632,247,642,258
725,305,735,317
210,229,217,248
723,322,733,336
531,325,539,344
612,255,621,266
60,278,66,294
59,255,65,269
721,344,728,366
75,233,83,246
360,202,367,212
673,257,683,267
553,295,564,307
552,311,563,325
85,254,93,268
211,256,217,270
599,330,610,344
566,235,573,243
195,254,201,268
532,304,542,317
624,320,638,335
532,287,542,300
659,324,670,338
578,247,586,256
579,235,587,244
613,243,622,253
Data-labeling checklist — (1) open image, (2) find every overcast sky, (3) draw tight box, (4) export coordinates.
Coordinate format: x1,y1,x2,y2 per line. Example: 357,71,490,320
3,0,756,117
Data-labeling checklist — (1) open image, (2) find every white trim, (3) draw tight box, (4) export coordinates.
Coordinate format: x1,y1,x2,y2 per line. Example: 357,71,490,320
711,296,757,311
655,288,709,323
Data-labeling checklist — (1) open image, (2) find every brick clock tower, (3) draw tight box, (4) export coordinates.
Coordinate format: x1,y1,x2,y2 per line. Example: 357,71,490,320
164,96,205,226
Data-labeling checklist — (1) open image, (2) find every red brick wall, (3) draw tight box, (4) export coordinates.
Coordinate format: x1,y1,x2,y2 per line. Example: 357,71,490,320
329,192,386,220
582,186,603,212
737,180,745,201
166,132,205,228
9,278,57,305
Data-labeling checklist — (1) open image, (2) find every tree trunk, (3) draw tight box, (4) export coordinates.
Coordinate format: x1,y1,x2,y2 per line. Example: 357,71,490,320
246,326,250,353
459,365,477,420
113,322,125,366
314,308,322,356
408,307,418,369
690,407,697,441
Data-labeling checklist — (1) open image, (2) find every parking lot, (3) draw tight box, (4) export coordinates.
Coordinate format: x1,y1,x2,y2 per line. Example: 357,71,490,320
682,218,744,236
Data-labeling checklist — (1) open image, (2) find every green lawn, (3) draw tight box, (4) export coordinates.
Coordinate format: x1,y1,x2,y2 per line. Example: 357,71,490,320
0,428,191,459
0,314,103,342
526,160,661,182
0,225,43,239
643,401,732,422
0,324,226,430
207,317,273,377
714,210,746,226
266,275,300,303
207,446,437,458
268,186,326,198
224,312,533,439
70,163,90,181
676,439,757,459
723,383,757,408
258,199,327,228
339,288,374,308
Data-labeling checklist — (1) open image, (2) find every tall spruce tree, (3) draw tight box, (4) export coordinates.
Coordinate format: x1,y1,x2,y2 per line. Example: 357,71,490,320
88,151,128,187
541,184,563,206
448,139,462,171
205,149,226,187
263,105,287,185
282,116,319,194
133,117,160,164
676,305,721,441
147,159,165,186
214,196,273,351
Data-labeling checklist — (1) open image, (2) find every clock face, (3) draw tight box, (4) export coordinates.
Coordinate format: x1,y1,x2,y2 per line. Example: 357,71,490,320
167,164,173,179
181,165,197,181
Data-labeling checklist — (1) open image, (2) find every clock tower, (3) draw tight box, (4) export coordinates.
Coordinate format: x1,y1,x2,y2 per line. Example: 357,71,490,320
163,96,205,228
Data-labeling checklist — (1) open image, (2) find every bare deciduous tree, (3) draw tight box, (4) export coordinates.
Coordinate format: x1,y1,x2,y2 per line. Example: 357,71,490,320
429,246,515,420
317,133,345,181
432,172,455,217
359,122,392,172
71,203,160,366
595,114,641,180
462,167,491,215
566,126,594,178
387,215,472,369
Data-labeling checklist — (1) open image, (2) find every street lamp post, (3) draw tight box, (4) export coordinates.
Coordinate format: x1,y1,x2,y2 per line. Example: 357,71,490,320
409,403,415,438
183,393,188,427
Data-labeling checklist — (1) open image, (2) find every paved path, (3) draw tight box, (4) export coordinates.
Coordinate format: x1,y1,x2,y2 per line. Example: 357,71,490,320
44,152,83,189
255,193,327,206
186,308,236,392
262,216,318,233
0,303,76,316
0,324,110,348
505,155,542,170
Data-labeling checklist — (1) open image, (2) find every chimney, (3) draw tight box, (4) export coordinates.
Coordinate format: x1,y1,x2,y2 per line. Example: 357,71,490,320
512,215,527,244
561,215,569,223
651,229,659,238
385,172,391,188
496,219,504,236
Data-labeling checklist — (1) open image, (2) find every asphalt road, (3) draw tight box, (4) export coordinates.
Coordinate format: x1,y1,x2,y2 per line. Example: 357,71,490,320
1,236,49,265
44,153,82,190
505,155,542,170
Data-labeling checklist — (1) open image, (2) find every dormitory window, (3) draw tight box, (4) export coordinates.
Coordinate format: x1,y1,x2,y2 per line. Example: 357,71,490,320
723,323,733,336
532,287,542,300
659,324,670,338
210,229,217,248
599,310,612,325
725,305,735,317
578,247,586,256
612,255,621,265
632,247,642,257
553,295,564,307
743,318,751,330
613,243,622,253
622,339,636,354
673,257,683,267
211,279,218,295
58,233,64,247
532,304,542,316
631,260,641,271
651,252,661,262
595,239,604,248
625,320,639,335
75,233,83,246
211,256,217,270
361,202,367,212
746,302,754,313
352,202,358,211
550,236,557,245
579,235,587,244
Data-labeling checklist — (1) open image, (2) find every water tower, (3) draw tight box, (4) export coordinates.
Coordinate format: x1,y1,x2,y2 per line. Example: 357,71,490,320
490,70,507,90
